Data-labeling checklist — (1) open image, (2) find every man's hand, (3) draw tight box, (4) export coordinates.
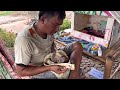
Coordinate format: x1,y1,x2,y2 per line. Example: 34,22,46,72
49,65,68,74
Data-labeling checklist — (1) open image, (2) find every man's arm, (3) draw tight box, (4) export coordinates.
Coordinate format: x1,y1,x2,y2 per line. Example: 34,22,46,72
15,64,50,76
15,64,67,76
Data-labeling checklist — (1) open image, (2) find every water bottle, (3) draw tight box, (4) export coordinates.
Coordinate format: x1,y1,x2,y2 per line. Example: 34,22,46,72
98,46,102,56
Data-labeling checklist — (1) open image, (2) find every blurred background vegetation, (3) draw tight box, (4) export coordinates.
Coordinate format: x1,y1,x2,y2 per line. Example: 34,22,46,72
0,11,14,16
0,28,16,47
60,18,71,31
0,11,71,47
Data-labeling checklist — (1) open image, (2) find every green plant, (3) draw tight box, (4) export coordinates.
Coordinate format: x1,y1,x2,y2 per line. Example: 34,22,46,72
0,28,16,47
54,19,71,39
0,11,14,16
60,18,71,31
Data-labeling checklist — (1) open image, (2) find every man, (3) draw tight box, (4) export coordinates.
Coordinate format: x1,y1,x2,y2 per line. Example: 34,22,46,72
14,11,83,79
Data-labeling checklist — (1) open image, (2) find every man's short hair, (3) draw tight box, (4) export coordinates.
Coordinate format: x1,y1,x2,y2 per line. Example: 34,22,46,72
38,11,66,20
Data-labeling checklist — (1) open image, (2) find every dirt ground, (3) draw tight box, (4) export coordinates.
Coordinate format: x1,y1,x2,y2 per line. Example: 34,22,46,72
0,11,72,34
0,11,37,34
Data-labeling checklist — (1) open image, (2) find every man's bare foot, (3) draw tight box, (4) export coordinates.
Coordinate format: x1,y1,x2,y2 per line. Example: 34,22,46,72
68,68,85,79
69,71,80,79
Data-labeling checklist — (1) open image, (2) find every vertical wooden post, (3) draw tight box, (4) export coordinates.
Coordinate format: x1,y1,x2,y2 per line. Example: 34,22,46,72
104,57,113,79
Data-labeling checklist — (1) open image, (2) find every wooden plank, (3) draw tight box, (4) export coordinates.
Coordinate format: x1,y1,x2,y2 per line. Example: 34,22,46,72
106,46,120,58
108,20,120,48
0,39,15,69
110,63,120,79
105,41,120,57
113,46,120,56
103,57,113,79
103,49,111,56
110,41,120,48
112,53,120,60
83,52,105,63
104,40,120,55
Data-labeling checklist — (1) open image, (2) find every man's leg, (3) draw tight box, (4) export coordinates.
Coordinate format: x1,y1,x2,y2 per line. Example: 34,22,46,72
62,42,83,79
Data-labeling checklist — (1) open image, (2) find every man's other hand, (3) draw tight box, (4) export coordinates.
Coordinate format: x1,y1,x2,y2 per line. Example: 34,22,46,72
50,65,68,74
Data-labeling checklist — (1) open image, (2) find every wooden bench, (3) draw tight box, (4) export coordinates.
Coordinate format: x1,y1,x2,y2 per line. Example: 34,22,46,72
0,38,31,79
54,39,120,79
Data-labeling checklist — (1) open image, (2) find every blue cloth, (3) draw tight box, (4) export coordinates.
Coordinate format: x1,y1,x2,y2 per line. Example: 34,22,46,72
57,36,106,56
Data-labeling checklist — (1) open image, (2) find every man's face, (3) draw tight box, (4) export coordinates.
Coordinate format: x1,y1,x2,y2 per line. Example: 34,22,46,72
43,15,64,35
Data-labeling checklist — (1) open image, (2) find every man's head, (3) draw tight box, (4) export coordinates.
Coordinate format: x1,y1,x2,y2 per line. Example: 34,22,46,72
37,11,66,35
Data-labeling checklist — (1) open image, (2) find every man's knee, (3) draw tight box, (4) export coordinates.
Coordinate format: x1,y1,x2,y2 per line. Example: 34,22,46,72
72,42,83,51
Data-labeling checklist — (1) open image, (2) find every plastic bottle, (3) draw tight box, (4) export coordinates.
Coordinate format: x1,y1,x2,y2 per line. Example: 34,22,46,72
98,46,102,56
